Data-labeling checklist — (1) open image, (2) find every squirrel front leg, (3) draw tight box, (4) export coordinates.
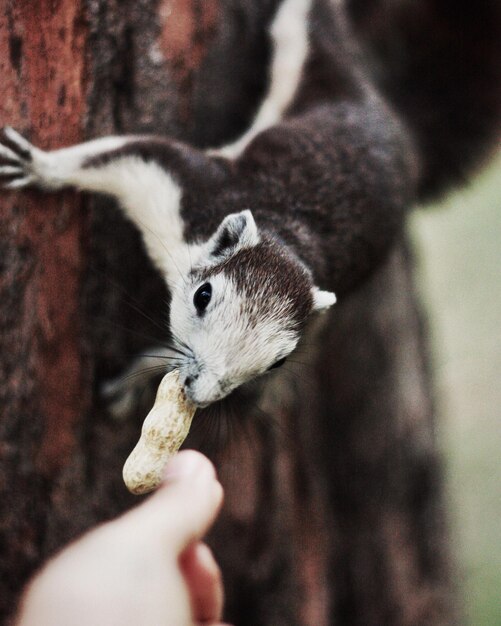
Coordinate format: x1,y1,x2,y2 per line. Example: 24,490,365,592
1,91,416,298
0,128,228,287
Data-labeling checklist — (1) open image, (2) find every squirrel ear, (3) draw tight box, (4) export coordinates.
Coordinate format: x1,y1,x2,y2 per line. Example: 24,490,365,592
209,210,259,259
311,287,336,311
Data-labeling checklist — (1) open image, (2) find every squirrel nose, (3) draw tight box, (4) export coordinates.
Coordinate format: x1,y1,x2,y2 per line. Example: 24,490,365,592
183,373,198,388
184,374,226,408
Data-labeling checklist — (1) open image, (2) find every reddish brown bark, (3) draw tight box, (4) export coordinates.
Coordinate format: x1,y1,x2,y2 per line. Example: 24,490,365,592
159,0,219,85
157,0,219,122
0,1,87,473
0,0,88,618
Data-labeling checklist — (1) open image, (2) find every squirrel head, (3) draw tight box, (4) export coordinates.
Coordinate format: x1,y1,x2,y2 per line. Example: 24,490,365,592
169,210,335,406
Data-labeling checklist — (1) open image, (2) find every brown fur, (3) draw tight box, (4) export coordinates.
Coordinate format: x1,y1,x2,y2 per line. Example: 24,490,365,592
202,237,315,331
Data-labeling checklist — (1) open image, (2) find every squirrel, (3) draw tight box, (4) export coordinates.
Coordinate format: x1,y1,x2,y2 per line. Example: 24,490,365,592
1,0,500,409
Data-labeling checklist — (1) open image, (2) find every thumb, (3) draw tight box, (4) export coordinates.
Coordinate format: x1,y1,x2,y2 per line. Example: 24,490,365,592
123,450,224,552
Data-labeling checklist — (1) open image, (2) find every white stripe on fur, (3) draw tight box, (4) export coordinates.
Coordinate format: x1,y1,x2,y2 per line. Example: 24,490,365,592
209,0,312,159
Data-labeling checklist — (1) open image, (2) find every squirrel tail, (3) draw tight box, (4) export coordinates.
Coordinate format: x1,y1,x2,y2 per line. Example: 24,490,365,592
349,0,501,200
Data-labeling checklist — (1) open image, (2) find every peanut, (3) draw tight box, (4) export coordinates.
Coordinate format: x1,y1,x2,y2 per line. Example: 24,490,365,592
122,370,196,495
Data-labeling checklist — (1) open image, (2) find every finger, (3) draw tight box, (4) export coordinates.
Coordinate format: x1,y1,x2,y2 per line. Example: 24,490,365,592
155,451,224,550
180,542,224,624
123,450,224,552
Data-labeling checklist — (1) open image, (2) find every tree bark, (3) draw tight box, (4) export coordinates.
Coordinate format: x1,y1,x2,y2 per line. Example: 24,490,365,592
0,0,89,618
0,1,456,625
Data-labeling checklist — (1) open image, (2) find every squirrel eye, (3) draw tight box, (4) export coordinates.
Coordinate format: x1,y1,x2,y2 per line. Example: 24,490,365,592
193,282,212,313
268,357,286,371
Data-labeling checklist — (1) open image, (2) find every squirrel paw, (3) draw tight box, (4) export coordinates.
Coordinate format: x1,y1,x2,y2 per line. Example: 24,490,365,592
0,127,38,189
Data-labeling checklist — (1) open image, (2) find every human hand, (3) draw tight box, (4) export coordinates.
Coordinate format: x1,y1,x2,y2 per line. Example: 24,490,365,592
16,450,229,626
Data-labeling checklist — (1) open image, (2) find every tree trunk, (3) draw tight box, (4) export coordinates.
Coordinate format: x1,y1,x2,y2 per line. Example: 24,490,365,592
0,1,455,625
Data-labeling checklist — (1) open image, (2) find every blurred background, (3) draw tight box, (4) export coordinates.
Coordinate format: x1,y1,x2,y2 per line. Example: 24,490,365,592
411,153,501,626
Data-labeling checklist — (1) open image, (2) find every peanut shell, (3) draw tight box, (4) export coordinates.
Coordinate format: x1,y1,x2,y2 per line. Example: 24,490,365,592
122,370,196,495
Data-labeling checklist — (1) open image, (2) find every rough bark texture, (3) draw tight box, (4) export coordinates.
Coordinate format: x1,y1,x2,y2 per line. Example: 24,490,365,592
0,0,89,618
0,1,460,624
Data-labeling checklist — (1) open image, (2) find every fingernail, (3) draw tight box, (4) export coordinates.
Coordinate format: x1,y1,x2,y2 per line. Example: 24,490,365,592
163,450,210,482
